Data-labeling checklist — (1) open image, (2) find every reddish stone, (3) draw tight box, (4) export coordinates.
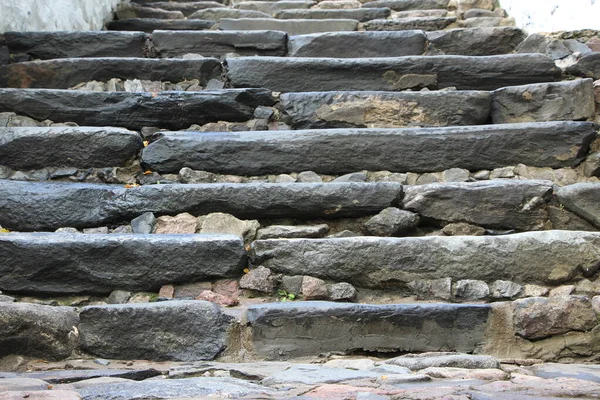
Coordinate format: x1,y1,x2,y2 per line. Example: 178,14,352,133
213,279,240,300
587,37,600,52
158,284,175,299
196,290,239,307
302,276,328,300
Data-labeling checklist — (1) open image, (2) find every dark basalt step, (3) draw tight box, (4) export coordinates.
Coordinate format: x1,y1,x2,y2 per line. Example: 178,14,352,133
0,88,274,130
0,233,245,295
218,18,359,35
274,8,391,22
251,230,600,289
279,90,491,128
141,1,226,16
225,54,561,92
106,18,216,32
361,0,449,10
0,180,402,231
247,301,490,359
152,30,287,58
426,27,527,56
0,57,222,89
0,127,142,170
364,17,457,31
141,121,595,175
3,31,148,61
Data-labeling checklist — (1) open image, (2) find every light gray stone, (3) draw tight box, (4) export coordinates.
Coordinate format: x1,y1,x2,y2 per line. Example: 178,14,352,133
130,212,156,234
489,280,523,299
190,8,270,20
453,280,489,300
364,207,420,236
240,266,277,293
262,364,379,385
275,8,391,22
364,17,457,32
327,282,357,301
556,182,600,228
256,224,329,239
297,170,322,182
333,172,367,182
218,18,359,35
200,212,260,241
386,353,500,370
107,290,132,305
407,278,452,300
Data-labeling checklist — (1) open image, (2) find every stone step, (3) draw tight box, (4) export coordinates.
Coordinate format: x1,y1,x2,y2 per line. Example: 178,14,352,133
189,8,272,20
0,180,402,231
0,233,245,294
364,17,457,31
361,0,450,10
140,121,596,175
117,3,186,20
0,88,274,130
152,30,287,58
225,54,561,92
218,18,359,34
274,8,391,22
426,27,526,56
136,1,227,16
235,1,316,14
0,127,142,170
250,230,600,289
106,18,216,32
0,57,222,89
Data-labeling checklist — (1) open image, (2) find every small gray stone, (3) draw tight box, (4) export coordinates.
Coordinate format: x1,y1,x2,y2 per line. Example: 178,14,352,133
489,280,522,299
556,182,600,228
274,174,296,183
442,222,486,236
328,282,357,301
256,224,329,239
254,106,274,120
453,280,489,300
240,266,277,293
442,168,470,182
107,290,132,304
55,227,80,233
131,212,156,234
179,168,217,184
281,275,304,296
333,172,367,182
369,364,412,375
386,352,500,370
328,230,357,238
364,207,420,236
297,170,323,183
0,295,15,302
83,227,109,234
111,225,133,234
200,212,260,241
407,278,452,300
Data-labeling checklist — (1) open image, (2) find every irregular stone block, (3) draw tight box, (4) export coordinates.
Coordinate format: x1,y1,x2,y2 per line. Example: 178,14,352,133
0,127,142,170
426,27,527,56
143,1,226,16
453,280,490,300
236,1,316,14
0,57,222,89
491,79,596,123
256,224,329,239
246,301,490,359
0,233,245,294
364,207,419,236
251,231,600,287
142,122,596,175
279,90,490,128
386,353,500,370
361,0,449,10
364,17,457,32
275,8,391,22
0,303,78,360
106,18,216,33
117,3,184,19
556,182,600,228
0,88,274,130
190,8,270,20
152,30,287,57
288,31,426,58
79,301,234,361
219,18,359,35
226,54,561,92
564,52,600,80
0,180,402,231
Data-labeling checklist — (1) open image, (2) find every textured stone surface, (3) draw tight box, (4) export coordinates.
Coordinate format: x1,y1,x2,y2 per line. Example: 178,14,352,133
386,353,500,370
236,1,315,14
556,183,600,228
262,364,379,385
142,1,226,16
256,224,329,239
362,0,448,10
0,303,78,360
141,122,595,175
0,127,142,170
200,212,260,241
0,233,245,294
364,207,420,236
152,30,287,57
279,90,491,129
0,88,274,130
218,18,359,35
247,302,490,359
239,266,277,293
106,18,216,32
275,8,390,22
117,3,184,19
426,27,527,56
189,8,270,20
227,54,560,92
251,231,600,287
154,213,199,234
528,363,600,384
565,52,600,80
79,302,234,361
364,17,457,32
453,280,490,300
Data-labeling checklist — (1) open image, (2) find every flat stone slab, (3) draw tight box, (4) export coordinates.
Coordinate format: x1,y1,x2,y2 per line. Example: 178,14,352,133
226,54,560,92
13,369,162,384
0,57,222,89
0,303,79,360
556,182,600,228
491,79,596,123
287,30,426,57
528,363,600,384
250,231,600,287
79,301,235,361
279,90,490,128
246,301,490,359
386,353,500,370
275,8,391,22
219,18,359,35
3,31,148,61
0,88,274,130
189,8,271,20
142,1,226,16
141,122,596,175
152,30,287,57
361,0,449,10
365,17,457,31
236,1,316,14
0,180,402,231
262,364,380,385
0,233,245,294
0,127,142,170
426,27,527,56
106,18,216,32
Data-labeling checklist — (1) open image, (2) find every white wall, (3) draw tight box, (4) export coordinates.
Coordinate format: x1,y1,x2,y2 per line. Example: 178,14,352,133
0,0,122,32
499,0,600,32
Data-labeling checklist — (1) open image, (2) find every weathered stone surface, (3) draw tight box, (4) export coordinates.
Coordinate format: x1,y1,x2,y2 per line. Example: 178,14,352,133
251,231,600,287
528,363,600,384
143,1,225,16
0,89,274,130
4,31,147,60
364,207,420,236
13,369,162,384
556,183,600,228
420,367,508,380
408,278,452,300
237,1,315,13
328,282,357,301
279,90,490,129
395,9,448,18
0,181,402,231
262,364,379,385
0,233,245,294
565,52,600,80
453,280,489,300
276,8,391,22
246,301,490,359
302,276,328,300
107,290,131,304
142,122,594,175
1,390,81,400
79,302,233,361
226,54,560,92
0,127,142,170
154,213,199,234
458,16,515,28
426,27,527,56
491,79,596,123
117,3,185,19
287,31,426,58
106,18,216,32
256,224,329,239
200,212,260,241
0,57,222,89
131,212,156,234
403,180,553,231
218,18,359,35
152,30,287,57
442,222,486,236
513,296,598,340
190,8,270,20
489,280,522,299
361,0,449,10
386,353,500,370
0,303,78,360
365,17,457,32
240,266,277,293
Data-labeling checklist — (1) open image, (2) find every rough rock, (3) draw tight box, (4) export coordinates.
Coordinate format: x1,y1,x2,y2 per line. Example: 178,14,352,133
240,266,277,293
364,17,457,32
332,171,366,182
79,301,234,361
386,353,500,370
426,27,527,56
0,303,79,360
106,18,216,33
362,0,448,10
200,212,260,241
236,1,315,14
328,282,357,301
364,207,420,236
565,52,600,79
457,0,495,13
302,276,329,300
275,8,391,22
408,278,452,300
442,222,486,236
154,213,199,234
189,8,270,20
117,3,185,19
281,275,304,296
420,367,508,380
262,364,380,385
0,233,245,294
556,182,600,228
218,18,359,35
489,280,523,299
453,280,490,300
0,390,81,400
528,363,600,384
196,290,238,306
130,212,156,234
107,290,132,304
142,1,226,16
256,224,329,239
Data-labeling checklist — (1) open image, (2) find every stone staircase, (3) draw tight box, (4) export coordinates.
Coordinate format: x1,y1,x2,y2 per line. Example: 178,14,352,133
1,0,600,398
